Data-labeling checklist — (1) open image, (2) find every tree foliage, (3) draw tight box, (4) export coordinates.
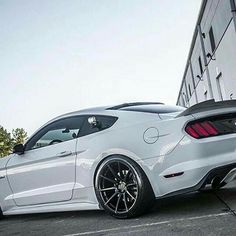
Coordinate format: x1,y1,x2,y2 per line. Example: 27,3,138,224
0,126,27,158
12,128,28,146
0,126,12,158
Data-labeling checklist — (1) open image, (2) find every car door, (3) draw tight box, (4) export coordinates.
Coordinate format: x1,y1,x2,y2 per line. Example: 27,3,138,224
6,116,85,206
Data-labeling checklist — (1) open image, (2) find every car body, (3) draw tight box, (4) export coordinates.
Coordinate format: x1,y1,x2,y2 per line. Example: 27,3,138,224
1,100,236,218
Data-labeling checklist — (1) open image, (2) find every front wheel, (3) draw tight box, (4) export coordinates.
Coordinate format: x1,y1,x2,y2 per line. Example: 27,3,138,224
94,155,155,218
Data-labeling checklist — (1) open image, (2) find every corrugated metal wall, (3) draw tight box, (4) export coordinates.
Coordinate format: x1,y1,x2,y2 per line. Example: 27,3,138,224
177,0,236,107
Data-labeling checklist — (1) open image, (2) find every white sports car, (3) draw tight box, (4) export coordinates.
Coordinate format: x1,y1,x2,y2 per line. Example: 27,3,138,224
1,100,236,219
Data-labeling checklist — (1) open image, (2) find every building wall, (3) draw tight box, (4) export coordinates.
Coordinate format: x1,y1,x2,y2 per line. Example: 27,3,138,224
177,0,236,107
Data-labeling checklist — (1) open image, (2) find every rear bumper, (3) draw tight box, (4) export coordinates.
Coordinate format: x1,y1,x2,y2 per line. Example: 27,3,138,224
146,133,236,198
157,163,236,199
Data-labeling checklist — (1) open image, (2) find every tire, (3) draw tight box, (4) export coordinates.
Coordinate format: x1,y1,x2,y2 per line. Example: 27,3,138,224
0,208,4,220
94,155,155,219
198,176,227,192
211,176,227,190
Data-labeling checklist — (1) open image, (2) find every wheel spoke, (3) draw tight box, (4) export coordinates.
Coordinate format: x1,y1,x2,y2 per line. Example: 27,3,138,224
118,162,124,180
123,193,128,212
107,164,121,181
99,187,117,192
105,192,118,205
115,194,122,213
97,159,139,214
126,183,137,188
100,175,116,184
124,169,131,182
126,190,136,200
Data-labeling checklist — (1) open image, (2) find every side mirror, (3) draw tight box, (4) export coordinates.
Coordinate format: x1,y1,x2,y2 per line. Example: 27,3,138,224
13,144,25,155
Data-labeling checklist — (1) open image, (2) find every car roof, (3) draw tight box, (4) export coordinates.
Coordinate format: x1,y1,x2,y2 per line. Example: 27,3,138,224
52,102,184,120
52,106,110,120
55,103,163,118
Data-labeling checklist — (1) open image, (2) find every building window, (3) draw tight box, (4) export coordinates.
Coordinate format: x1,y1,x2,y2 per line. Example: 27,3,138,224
204,90,208,101
209,26,216,53
230,0,236,12
198,56,203,75
183,92,187,104
216,72,226,101
188,84,192,97
181,95,186,107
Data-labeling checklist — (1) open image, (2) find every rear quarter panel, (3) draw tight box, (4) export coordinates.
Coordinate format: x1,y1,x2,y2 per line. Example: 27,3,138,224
73,111,190,199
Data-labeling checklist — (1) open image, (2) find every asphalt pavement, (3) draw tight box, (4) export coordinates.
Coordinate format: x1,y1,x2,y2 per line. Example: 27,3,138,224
1,182,236,236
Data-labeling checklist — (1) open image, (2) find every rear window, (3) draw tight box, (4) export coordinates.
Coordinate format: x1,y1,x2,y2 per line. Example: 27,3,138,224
120,104,184,114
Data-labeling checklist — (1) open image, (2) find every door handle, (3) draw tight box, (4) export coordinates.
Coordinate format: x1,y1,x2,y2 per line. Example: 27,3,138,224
56,151,72,157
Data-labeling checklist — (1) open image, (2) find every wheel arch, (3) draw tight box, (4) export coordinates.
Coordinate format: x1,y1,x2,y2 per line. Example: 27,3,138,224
93,153,155,197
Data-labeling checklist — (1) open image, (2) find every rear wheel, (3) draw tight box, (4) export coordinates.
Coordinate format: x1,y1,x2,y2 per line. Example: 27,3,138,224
94,155,154,218
199,176,227,192
0,208,4,220
211,176,227,190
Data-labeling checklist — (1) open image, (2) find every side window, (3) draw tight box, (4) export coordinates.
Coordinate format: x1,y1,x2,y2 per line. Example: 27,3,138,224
79,115,118,137
198,56,203,75
25,116,85,151
188,84,192,97
209,26,216,53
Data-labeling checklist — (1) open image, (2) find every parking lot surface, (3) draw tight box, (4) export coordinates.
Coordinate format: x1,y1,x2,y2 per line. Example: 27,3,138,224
1,182,236,236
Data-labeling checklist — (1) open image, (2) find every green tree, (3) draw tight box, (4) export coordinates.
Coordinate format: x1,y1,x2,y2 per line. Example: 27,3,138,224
0,126,13,158
0,126,28,158
12,128,27,146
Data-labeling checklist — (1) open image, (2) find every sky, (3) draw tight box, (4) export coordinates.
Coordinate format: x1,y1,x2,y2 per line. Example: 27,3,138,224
0,0,201,136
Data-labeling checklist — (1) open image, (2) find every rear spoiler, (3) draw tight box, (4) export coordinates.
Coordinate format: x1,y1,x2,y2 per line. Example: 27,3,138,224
176,99,236,117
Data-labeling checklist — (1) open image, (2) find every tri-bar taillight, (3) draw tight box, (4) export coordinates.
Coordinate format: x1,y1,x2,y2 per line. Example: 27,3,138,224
185,113,236,139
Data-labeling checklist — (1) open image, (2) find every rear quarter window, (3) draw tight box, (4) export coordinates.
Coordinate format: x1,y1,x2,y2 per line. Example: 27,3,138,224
79,115,118,137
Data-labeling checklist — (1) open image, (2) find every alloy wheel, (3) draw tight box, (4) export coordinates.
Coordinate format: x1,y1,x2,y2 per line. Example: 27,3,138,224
96,159,140,214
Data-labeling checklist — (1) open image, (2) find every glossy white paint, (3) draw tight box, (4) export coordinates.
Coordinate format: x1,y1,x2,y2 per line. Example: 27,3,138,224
6,138,78,206
1,104,236,216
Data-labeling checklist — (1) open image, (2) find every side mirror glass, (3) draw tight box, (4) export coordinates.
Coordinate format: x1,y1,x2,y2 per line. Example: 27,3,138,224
13,144,25,155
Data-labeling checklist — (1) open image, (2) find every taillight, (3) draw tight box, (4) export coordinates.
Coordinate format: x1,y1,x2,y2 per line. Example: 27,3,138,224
185,121,219,139
185,113,236,139
201,121,218,135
